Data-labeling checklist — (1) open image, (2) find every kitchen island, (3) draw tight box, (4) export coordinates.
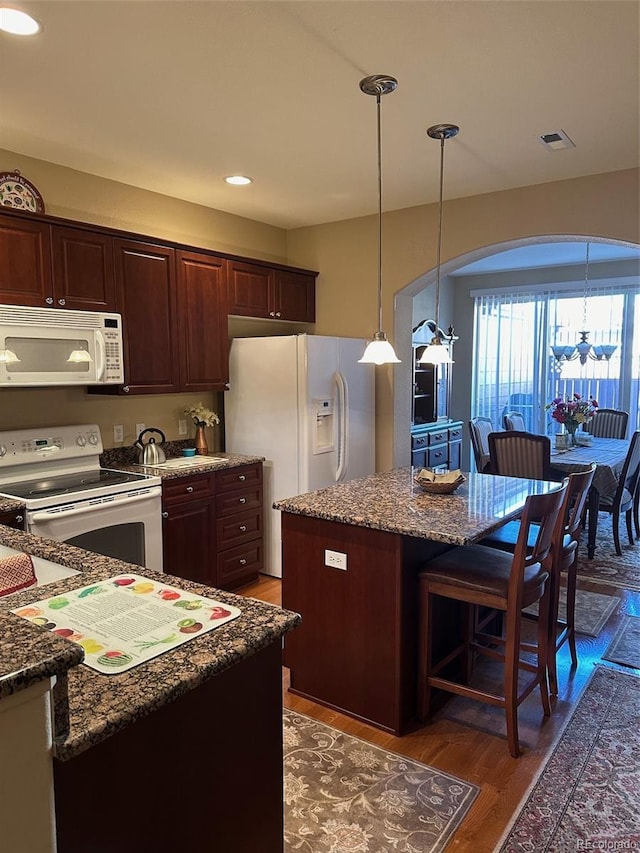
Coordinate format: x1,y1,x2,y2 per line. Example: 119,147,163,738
275,467,560,736
0,525,300,853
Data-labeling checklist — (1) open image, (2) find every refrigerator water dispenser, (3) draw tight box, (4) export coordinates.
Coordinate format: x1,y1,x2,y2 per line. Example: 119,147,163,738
312,398,335,454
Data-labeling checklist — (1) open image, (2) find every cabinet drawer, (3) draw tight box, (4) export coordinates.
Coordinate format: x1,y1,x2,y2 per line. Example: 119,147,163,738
217,463,262,493
448,441,462,470
411,449,427,469
427,429,448,446
162,474,214,505
216,509,262,549
448,426,463,442
216,485,262,517
411,434,429,451
217,541,263,589
427,445,448,468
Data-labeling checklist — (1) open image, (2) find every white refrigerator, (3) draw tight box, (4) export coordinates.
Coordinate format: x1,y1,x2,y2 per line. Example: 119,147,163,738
224,334,375,577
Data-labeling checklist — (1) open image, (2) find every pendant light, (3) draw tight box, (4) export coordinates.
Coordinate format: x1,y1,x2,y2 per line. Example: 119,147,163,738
419,124,459,365
358,75,401,365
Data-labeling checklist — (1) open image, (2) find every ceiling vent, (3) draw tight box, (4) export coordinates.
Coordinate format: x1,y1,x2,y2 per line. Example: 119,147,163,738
538,129,575,151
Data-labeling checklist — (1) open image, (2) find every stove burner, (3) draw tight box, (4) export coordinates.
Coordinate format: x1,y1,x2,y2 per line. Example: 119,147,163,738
0,468,155,504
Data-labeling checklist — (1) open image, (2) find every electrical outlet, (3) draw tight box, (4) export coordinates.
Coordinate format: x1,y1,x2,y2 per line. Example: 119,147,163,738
113,424,124,443
178,418,188,436
135,423,146,437
324,549,347,570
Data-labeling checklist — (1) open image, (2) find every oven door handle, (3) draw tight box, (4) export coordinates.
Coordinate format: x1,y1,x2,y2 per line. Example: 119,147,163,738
29,488,162,523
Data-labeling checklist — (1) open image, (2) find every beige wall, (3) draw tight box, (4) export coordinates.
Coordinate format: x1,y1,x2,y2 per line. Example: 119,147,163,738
287,168,640,469
1,149,638,466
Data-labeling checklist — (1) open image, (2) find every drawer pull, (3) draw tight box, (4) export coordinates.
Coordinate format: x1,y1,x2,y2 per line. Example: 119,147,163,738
186,485,194,493
239,496,247,504
238,474,246,481
15,515,23,523
239,558,247,566
239,525,247,532
162,511,169,519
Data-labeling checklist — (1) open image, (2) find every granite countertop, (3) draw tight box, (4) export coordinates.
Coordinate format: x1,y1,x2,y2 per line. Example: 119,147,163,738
100,448,265,480
0,496,23,514
273,467,561,545
0,526,300,761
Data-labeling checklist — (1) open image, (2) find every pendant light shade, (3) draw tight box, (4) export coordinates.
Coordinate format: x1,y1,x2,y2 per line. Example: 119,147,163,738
358,74,400,366
418,123,459,366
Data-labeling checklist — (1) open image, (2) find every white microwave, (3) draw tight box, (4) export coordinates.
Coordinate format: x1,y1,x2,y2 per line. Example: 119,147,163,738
0,305,124,386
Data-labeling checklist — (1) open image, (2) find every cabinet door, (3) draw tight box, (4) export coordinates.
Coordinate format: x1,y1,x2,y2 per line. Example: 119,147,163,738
162,498,216,585
0,215,52,306
176,250,229,391
273,270,315,322
0,510,25,529
113,239,180,394
51,225,116,311
227,260,273,318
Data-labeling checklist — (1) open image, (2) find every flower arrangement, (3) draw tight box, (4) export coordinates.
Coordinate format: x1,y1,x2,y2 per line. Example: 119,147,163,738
545,393,598,432
184,403,220,428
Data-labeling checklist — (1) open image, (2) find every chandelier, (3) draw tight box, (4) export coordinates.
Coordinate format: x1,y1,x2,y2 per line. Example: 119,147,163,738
551,243,618,367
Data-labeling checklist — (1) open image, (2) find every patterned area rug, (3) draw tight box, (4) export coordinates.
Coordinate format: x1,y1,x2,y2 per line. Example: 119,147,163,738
283,710,479,853
523,587,619,637
575,515,640,591
602,615,640,669
497,666,640,852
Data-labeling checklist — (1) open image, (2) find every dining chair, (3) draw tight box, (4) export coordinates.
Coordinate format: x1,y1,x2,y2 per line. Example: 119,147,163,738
503,412,527,431
416,481,568,757
598,430,640,555
468,417,494,473
488,430,556,481
479,463,596,694
584,409,629,439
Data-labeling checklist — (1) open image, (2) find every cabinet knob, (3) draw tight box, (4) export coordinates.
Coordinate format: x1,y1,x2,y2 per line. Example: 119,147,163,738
45,297,54,305
162,511,169,519
239,525,247,532
239,496,246,504
275,311,281,318
269,311,275,317
238,474,246,481
122,385,130,393
15,515,23,524
186,485,194,493
239,558,247,566
58,298,66,306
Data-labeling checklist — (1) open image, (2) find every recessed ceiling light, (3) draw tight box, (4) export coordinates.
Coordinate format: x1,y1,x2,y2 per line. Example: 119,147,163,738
224,175,253,186
0,7,41,35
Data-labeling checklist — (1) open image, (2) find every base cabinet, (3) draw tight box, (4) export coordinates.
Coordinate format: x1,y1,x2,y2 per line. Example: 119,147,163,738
411,421,463,471
162,463,263,590
0,510,25,529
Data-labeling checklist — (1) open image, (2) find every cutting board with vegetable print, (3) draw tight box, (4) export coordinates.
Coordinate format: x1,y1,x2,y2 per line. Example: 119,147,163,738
12,574,241,674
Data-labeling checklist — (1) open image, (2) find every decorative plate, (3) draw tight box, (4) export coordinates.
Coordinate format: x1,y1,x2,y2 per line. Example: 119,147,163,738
0,170,45,214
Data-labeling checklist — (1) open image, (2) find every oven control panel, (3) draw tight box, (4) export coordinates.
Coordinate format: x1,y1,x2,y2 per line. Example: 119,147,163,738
0,424,103,470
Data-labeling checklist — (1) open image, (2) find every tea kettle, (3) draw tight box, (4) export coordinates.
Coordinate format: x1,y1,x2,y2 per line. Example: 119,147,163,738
135,428,167,466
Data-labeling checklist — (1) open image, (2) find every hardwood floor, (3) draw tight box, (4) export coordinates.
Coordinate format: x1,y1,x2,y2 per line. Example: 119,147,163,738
239,572,640,852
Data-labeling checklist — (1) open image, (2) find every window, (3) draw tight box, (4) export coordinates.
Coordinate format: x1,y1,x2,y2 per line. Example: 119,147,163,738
471,284,639,434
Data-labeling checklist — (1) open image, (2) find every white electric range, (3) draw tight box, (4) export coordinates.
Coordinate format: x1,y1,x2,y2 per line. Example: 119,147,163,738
0,424,163,571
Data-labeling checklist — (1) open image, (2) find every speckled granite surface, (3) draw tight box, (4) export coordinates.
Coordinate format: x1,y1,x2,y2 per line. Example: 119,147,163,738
100,447,264,480
273,468,561,545
0,496,23,514
0,527,300,761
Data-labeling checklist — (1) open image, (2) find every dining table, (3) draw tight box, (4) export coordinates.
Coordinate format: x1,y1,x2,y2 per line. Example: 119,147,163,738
549,436,630,558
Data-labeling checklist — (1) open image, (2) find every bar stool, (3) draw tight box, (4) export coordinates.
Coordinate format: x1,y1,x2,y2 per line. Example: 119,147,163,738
416,482,568,758
480,464,596,693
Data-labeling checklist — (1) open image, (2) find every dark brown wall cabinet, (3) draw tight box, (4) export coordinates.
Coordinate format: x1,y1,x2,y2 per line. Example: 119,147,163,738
162,463,263,590
228,259,315,323
0,217,116,311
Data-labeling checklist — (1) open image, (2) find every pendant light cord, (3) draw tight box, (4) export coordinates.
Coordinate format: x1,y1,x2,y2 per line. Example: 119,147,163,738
434,133,445,336
376,93,383,333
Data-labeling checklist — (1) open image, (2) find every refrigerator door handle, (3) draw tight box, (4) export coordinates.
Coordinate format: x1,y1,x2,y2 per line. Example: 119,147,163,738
335,371,349,481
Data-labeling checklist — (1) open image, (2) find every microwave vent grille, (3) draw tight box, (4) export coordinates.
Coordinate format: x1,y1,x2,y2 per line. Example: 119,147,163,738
0,306,110,329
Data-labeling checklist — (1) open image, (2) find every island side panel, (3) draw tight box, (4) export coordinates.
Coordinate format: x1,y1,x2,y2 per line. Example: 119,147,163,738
282,512,447,735
53,641,284,853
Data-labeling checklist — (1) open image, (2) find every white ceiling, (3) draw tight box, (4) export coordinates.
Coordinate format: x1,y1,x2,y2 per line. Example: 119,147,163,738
1,1,639,230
